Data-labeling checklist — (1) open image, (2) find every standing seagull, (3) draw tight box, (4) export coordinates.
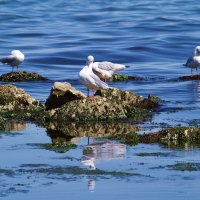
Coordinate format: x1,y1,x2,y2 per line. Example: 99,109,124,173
183,46,200,74
87,55,128,81
1,50,25,72
79,57,109,97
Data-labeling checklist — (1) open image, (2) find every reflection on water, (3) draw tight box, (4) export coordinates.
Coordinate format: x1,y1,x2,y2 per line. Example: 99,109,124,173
46,122,138,137
5,120,27,132
83,141,126,160
192,80,200,104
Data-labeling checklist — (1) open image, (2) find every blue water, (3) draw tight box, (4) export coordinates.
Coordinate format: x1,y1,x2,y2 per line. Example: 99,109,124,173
1,0,200,199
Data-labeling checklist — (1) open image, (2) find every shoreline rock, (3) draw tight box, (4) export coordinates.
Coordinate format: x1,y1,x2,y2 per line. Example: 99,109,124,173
139,127,200,146
47,87,159,122
45,82,86,110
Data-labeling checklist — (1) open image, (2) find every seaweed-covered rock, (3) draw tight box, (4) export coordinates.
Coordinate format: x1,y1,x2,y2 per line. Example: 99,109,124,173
0,71,48,82
110,74,142,82
139,127,200,145
45,82,86,110
48,88,159,122
0,84,38,109
179,74,200,81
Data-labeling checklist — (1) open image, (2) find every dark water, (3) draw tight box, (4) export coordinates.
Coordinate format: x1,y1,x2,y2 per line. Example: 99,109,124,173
1,0,200,199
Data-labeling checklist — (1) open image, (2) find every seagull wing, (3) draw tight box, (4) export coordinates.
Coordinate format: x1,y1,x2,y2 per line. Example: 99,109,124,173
97,61,125,72
184,57,194,66
1,55,15,64
89,71,109,89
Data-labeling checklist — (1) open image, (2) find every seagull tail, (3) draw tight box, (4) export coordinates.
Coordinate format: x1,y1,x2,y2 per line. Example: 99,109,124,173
125,65,131,68
1,58,7,64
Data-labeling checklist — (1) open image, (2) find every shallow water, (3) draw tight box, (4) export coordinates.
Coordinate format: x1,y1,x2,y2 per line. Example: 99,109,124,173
1,0,200,199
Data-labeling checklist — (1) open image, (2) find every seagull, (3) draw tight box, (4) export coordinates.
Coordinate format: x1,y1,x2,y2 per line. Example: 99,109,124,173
79,58,109,97
1,50,25,72
183,46,200,74
87,55,128,81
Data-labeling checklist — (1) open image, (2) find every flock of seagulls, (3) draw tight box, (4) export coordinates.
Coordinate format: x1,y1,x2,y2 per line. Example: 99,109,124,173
79,55,128,97
1,46,200,97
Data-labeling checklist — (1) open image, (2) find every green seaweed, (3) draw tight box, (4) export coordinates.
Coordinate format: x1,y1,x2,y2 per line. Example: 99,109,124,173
41,138,77,153
136,152,171,157
168,162,200,171
19,166,140,176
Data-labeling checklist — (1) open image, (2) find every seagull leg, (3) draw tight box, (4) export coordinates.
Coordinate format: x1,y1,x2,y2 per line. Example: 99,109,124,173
87,88,90,97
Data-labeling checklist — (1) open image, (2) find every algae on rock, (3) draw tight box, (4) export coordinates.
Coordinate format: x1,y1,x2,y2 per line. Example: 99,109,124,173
0,71,48,82
47,87,159,122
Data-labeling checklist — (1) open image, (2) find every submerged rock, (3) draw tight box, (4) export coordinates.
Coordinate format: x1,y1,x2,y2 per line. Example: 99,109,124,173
139,127,200,146
48,87,159,122
179,74,200,81
45,82,86,110
109,74,142,82
0,71,48,82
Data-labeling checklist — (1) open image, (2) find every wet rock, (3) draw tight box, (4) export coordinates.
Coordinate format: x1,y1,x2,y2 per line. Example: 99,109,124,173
48,88,159,122
45,82,86,110
109,74,142,82
0,116,6,130
0,71,48,82
0,84,38,109
139,127,200,145
179,74,200,81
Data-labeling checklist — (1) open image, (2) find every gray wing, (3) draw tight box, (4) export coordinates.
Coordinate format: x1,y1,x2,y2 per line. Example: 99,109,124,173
183,57,193,66
97,62,125,72
90,72,109,89
1,55,15,64
97,62,116,71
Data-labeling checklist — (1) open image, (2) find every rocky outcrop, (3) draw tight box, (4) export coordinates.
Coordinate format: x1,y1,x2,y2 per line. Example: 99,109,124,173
45,82,86,110
109,74,142,82
0,71,48,82
139,127,200,145
48,87,159,122
0,84,38,109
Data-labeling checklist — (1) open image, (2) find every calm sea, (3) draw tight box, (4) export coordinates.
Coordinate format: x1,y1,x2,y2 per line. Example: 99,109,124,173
0,0,200,199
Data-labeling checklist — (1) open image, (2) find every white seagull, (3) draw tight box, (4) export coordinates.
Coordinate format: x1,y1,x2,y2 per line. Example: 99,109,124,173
183,46,200,73
87,55,128,81
79,57,109,97
1,50,25,72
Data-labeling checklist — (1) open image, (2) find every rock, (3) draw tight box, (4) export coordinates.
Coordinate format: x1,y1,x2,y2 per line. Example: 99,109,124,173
0,71,48,82
139,127,200,146
179,74,200,81
0,116,6,130
109,74,142,82
48,88,159,122
0,84,38,109
45,82,86,110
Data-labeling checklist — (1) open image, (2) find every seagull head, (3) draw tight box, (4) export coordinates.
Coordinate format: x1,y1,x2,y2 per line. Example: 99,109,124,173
87,55,94,65
195,46,200,56
11,50,25,61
